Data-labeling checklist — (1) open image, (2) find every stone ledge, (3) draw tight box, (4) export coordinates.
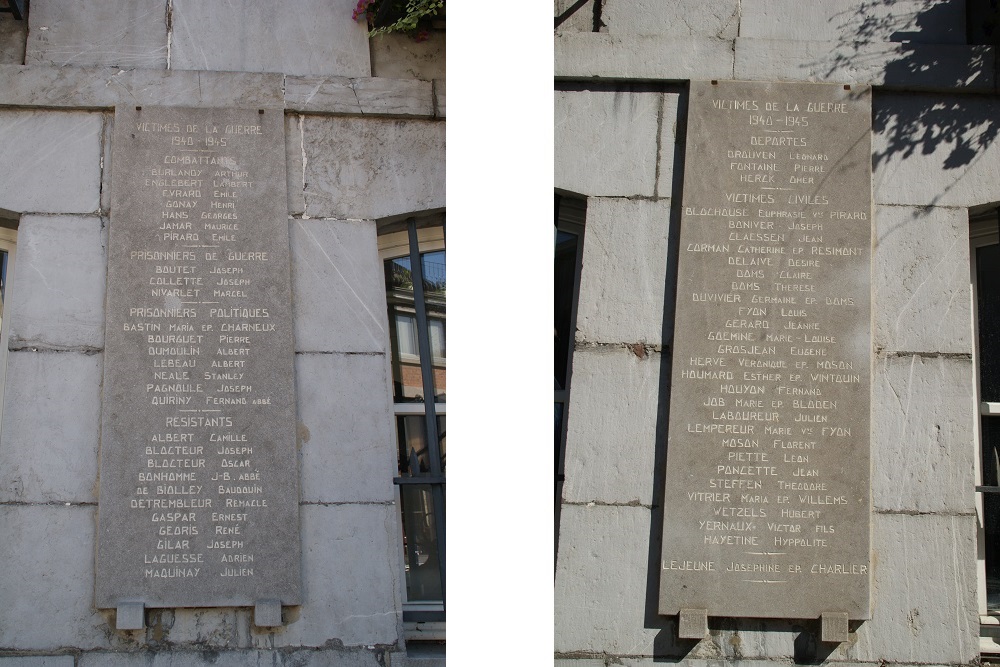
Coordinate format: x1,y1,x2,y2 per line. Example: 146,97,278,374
555,33,735,81
0,65,443,118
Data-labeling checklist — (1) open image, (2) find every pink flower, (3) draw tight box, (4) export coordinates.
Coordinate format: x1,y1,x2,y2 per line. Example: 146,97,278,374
415,29,430,42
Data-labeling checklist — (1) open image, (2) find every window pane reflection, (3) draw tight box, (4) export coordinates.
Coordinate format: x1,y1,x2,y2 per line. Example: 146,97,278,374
555,230,578,390
423,250,446,403
397,414,446,474
400,484,443,602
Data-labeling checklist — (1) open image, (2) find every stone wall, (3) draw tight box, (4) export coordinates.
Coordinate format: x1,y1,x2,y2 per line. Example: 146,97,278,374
0,2,444,666
555,1,987,665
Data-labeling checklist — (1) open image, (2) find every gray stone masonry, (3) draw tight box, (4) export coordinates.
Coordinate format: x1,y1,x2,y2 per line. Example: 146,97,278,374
6,214,107,350
0,351,102,503
0,65,443,120
0,112,102,215
555,33,735,82
295,352,396,504
574,197,674,345
873,205,972,354
602,0,740,39
872,354,976,514
555,89,675,197
561,347,662,506
554,0,595,33
76,649,386,666
739,0,966,44
0,11,26,64
301,116,444,220
290,219,387,354
170,0,370,78
27,0,167,68
0,659,74,667
370,32,446,80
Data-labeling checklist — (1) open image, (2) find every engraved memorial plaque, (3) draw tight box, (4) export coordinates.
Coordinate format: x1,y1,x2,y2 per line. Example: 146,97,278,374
96,106,301,608
659,81,872,619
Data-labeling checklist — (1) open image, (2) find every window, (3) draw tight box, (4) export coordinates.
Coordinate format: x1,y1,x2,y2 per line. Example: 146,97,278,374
378,214,445,637
554,194,584,562
971,210,1000,653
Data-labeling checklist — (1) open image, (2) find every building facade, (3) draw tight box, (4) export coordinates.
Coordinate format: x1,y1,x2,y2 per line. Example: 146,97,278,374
555,0,1000,664
0,1,445,665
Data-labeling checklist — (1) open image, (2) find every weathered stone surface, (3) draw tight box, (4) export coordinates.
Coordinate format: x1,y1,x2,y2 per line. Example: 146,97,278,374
829,514,978,664
574,198,673,346
0,351,101,503
26,0,167,68
0,506,110,649
0,12,27,64
295,353,395,504
740,0,965,43
0,111,101,214
735,39,994,92
148,607,240,646
78,650,382,667
7,215,106,349
555,89,662,197
555,504,663,654
285,75,434,117
286,114,305,215
555,504,802,658
873,205,971,354
602,0,739,38
370,32,445,80
171,0,370,78
555,33,735,81
555,0,595,33
656,93,680,197
302,117,444,220
264,504,401,648
872,355,975,513
874,93,1000,206
100,112,112,213
0,65,284,109
290,219,386,353
434,79,445,118
561,347,661,505
0,658,74,667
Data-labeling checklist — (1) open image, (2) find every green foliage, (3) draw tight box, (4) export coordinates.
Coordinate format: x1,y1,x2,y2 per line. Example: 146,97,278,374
353,0,443,41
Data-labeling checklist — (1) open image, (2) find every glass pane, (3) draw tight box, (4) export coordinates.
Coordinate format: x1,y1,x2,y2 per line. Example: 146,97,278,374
397,414,446,474
399,484,444,602
0,249,9,327
422,250,446,403
385,257,423,403
978,243,1000,401
555,230,579,390
985,416,1000,610
555,402,564,475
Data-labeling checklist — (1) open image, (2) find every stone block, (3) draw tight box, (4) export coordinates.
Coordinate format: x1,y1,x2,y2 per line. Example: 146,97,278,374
602,0,739,38
735,39,993,93
0,659,74,667
78,650,382,667
740,0,965,44
290,219,387,354
0,111,101,215
370,31,445,80
302,117,444,220
872,354,975,513
434,79,445,118
295,353,395,504
100,112,112,214
7,214,106,349
561,347,661,505
149,607,240,646
0,65,285,110
171,0,370,78
0,505,110,650
555,33,735,81
574,198,673,345
0,351,102,503
284,76,434,117
829,513,978,663
286,114,305,215
265,504,401,648
0,12,26,64
874,92,1000,207
26,0,167,68
555,504,662,654
555,89,663,197
873,206,971,354
555,0,595,33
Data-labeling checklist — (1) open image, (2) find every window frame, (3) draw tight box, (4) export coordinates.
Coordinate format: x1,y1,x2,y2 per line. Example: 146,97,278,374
378,216,446,634
0,225,17,439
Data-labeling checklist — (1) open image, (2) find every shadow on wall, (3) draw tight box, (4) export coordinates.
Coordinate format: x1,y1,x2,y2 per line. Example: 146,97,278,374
820,0,996,199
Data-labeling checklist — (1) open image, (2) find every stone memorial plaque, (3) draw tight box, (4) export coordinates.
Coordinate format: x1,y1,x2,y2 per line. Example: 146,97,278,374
659,81,872,620
96,105,301,609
